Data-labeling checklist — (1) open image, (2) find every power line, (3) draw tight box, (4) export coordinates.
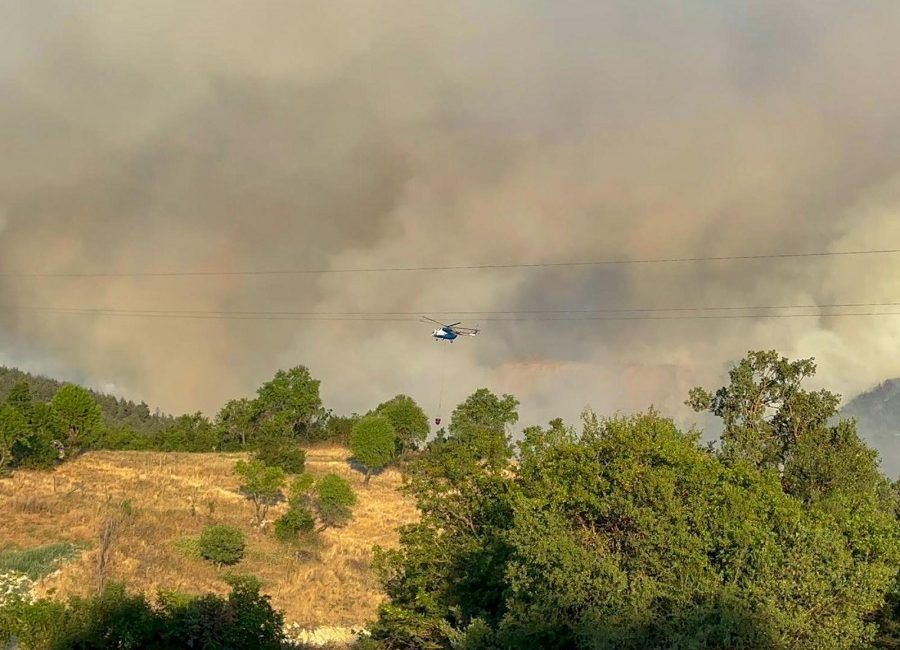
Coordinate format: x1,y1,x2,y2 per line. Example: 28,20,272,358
2,247,900,278
7,305,900,322
6,300,900,317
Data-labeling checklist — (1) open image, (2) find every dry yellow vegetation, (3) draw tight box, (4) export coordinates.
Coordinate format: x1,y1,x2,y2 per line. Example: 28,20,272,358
0,448,418,628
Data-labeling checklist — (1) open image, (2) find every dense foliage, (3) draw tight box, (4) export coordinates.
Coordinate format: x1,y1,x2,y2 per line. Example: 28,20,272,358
314,474,357,530
235,459,285,529
369,353,900,650
274,507,316,545
0,576,284,649
255,435,307,474
198,525,246,566
374,395,430,455
349,415,397,485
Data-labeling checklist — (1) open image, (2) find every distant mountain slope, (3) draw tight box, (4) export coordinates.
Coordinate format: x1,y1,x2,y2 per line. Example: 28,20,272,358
0,366,174,435
842,379,900,478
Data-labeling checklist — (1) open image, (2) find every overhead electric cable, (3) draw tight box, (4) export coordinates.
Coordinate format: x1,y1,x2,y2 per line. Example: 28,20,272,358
2,247,900,278
7,300,900,317
8,306,900,322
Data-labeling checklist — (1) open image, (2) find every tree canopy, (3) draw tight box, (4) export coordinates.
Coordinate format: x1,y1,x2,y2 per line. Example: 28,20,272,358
374,395,429,455
254,366,326,441
370,363,900,650
349,415,397,485
50,384,103,452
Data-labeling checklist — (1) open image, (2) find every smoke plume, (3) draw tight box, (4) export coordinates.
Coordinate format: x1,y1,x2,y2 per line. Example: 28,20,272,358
2,1,900,468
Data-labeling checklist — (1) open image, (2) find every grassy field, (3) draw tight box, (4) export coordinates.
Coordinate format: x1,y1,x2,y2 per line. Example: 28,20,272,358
0,448,417,628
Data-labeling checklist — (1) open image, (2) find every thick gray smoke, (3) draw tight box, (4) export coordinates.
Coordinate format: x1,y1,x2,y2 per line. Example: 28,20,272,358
2,1,900,457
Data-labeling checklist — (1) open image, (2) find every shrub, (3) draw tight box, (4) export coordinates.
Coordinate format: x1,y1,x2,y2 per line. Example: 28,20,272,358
274,507,315,544
255,436,306,474
349,415,397,485
315,474,357,529
234,459,285,528
198,525,245,566
288,473,315,508
0,579,286,649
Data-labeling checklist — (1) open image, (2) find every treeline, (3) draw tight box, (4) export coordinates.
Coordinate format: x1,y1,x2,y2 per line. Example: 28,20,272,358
362,351,900,650
0,367,174,436
0,576,286,649
0,364,431,475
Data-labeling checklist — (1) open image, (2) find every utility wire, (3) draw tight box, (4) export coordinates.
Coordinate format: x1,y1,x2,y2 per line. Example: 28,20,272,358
2,247,900,278
8,306,900,323
6,300,900,317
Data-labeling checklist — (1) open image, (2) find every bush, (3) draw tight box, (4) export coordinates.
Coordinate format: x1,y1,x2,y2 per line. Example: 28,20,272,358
0,579,286,649
255,437,306,474
349,415,397,485
315,474,357,529
198,525,245,566
274,507,315,544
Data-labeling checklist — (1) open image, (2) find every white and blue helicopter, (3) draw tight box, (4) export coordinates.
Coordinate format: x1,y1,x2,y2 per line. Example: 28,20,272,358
422,316,480,342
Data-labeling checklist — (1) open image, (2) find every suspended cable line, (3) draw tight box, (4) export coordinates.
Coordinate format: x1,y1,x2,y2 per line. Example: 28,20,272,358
7,300,900,317
8,306,900,322
2,247,900,278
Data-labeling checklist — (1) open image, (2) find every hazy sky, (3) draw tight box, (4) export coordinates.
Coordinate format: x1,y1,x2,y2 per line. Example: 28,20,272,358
2,2,900,456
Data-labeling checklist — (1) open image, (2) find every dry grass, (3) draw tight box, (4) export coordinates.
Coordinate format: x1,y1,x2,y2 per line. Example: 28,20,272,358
0,448,418,627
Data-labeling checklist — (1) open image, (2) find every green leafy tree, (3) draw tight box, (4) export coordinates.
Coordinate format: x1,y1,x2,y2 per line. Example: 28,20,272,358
13,402,62,469
235,460,285,529
323,413,359,446
51,384,103,452
255,366,326,441
255,434,306,474
687,350,840,469
349,415,397,485
375,395,430,455
216,398,257,449
371,397,899,649
371,389,520,647
314,474,357,530
198,525,246,565
154,412,219,452
288,472,316,508
0,403,29,472
274,507,315,545
6,381,34,420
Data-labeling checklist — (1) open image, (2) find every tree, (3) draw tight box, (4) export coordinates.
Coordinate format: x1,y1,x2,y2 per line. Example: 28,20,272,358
234,460,285,529
371,403,899,649
255,436,306,474
323,413,359,446
687,350,840,469
51,384,103,452
255,367,326,441
198,525,246,565
349,415,397,485
0,403,29,472
154,413,219,452
370,390,520,647
215,398,257,449
375,395,430,455
6,381,34,421
274,507,316,545
13,402,61,469
287,472,316,509
314,474,357,530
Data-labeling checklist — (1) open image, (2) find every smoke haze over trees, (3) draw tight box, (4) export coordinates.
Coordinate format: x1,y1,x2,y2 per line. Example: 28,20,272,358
2,2,900,437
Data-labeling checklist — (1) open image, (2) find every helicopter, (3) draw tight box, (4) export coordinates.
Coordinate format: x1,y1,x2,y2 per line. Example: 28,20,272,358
422,316,480,342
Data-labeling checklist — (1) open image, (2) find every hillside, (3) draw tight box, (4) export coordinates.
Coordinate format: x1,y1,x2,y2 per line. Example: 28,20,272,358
0,447,418,633
0,366,174,436
842,379,900,477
